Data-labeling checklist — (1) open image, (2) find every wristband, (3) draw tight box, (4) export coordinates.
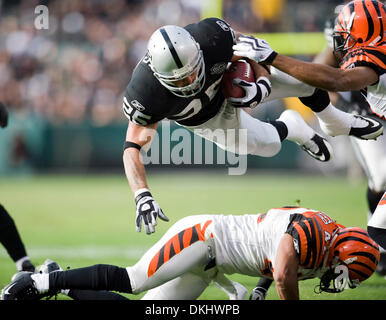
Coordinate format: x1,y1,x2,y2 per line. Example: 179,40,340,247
265,51,278,64
123,141,141,152
134,188,152,203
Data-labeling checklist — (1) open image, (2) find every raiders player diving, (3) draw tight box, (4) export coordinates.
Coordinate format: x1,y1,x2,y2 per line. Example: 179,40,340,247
122,18,383,235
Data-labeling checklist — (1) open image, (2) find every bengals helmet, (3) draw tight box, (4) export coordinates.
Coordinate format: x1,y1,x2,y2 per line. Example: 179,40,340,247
333,0,386,56
318,227,380,293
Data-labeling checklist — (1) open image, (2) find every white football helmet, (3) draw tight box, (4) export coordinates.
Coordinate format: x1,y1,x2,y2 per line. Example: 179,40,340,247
147,25,205,98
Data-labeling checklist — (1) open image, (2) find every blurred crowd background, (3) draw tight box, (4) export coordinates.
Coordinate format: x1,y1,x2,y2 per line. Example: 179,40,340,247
0,0,360,175
0,0,344,124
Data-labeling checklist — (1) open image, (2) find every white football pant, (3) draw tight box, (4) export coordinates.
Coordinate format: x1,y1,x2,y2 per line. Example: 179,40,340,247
126,215,246,300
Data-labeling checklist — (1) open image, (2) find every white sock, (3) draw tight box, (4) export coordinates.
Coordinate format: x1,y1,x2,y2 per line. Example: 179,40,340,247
315,103,352,136
278,110,314,144
31,273,49,293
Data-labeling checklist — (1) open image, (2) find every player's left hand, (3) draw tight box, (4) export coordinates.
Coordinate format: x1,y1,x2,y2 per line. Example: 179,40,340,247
0,102,8,128
233,35,277,64
228,76,271,108
135,189,169,234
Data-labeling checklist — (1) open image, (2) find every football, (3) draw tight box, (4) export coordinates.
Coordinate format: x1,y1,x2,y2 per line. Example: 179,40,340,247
221,60,256,98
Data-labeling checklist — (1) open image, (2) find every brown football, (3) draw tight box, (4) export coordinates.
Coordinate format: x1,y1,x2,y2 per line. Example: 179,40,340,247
221,60,256,98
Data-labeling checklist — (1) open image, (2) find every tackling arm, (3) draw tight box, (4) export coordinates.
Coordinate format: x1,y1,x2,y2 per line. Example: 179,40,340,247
273,233,300,300
271,54,378,92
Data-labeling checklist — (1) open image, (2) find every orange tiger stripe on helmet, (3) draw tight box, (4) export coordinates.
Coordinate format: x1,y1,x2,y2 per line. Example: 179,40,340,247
147,220,213,277
331,227,380,283
334,0,385,54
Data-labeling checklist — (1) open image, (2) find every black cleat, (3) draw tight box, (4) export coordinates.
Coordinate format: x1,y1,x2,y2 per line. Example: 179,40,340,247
349,115,384,140
301,134,333,162
1,272,39,300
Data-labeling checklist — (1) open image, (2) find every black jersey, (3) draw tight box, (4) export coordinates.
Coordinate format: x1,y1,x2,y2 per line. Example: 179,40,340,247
123,18,236,127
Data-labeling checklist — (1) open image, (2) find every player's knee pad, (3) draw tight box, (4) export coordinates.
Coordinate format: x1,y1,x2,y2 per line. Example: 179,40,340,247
299,88,330,112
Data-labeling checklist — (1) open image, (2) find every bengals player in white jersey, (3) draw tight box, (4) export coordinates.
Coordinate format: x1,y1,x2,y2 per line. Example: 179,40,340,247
1,206,379,300
236,0,386,121
233,0,386,281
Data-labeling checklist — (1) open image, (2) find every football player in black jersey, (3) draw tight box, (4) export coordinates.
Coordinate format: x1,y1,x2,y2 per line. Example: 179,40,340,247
123,18,339,235
0,102,35,273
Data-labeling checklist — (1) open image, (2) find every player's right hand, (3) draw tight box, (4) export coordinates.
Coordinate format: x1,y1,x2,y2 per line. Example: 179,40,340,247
0,102,9,128
135,189,169,234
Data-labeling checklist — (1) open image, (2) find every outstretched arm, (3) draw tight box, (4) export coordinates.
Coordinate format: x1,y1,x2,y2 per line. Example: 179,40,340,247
232,36,379,92
123,121,169,234
271,54,378,92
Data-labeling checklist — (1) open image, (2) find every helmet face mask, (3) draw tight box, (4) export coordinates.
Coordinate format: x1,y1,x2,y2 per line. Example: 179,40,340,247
317,262,360,294
147,26,206,98
153,50,205,97
332,10,358,59
316,227,379,294
332,30,357,58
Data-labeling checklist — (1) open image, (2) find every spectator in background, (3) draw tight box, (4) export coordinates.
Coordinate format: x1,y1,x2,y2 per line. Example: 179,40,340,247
0,0,344,126
0,0,201,125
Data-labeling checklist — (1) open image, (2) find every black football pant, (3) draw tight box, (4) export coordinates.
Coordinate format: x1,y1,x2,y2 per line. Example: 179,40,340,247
0,203,28,262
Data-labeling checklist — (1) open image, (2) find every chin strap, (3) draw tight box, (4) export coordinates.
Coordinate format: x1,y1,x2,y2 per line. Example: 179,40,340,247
321,229,340,271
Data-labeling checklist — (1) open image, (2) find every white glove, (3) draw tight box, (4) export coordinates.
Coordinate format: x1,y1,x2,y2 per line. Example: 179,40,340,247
228,76,271,108
134,188,169,234
232,35,277,64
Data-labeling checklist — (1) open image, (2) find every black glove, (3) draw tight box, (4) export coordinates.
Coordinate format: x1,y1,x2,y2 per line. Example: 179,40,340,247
135,189,169,235
0,102,8,128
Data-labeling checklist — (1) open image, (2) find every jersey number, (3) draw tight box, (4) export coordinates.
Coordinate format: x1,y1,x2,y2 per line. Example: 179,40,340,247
169,78,222,122
317,212,334,225
123,97,151,126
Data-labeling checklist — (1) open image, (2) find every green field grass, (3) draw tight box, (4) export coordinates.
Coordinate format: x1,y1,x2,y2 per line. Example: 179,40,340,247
1,171,385,300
